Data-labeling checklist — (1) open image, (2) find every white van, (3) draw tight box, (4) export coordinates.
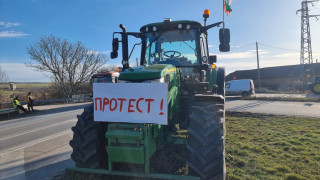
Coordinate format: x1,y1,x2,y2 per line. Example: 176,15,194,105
225,79,255,97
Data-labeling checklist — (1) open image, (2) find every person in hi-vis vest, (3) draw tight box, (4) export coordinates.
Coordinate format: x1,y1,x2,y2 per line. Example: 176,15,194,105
12,97,27,113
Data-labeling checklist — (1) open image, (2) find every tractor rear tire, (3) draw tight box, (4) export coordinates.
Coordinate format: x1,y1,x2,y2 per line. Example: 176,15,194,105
69,103,108,169
187,101,225,180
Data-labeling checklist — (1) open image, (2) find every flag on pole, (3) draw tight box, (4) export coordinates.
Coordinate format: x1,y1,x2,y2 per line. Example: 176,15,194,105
224,0,232,15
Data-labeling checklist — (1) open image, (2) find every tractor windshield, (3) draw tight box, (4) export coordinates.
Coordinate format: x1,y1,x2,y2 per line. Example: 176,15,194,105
145,29,198,66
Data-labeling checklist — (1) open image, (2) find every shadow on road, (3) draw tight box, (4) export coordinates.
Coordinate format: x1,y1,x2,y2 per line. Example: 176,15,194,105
0,151,73,180
225,96,242,102
227,101,272,112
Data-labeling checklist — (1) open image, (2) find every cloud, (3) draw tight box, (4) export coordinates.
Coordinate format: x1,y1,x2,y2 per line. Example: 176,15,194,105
0,31,29,38
0,21,29,38
212,49,270,60
214,51,256,59
1,63,51,82
272,52,299,58
218,57,300,75
0,21,21,28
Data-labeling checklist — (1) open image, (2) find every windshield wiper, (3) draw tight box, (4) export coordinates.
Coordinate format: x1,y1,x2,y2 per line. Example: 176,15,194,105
182,41,196,51
146,34,162,49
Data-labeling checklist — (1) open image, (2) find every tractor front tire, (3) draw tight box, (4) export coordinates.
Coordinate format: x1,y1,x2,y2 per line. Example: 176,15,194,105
217,67,225,96
69,103,108,169
187,101,226,180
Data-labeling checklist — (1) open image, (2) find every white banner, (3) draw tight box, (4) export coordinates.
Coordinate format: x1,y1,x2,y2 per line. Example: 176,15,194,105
93,83,168,125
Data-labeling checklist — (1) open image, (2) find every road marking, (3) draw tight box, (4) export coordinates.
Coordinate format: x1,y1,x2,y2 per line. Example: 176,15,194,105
0,109,81,130
0,109,81,131
0,119,76,141
0,129,72,156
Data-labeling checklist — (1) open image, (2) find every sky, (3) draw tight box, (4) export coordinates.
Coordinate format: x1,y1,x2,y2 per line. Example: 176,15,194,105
0,0,320,82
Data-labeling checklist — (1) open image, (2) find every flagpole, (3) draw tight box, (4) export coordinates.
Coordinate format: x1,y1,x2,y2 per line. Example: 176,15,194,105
223,0,225,29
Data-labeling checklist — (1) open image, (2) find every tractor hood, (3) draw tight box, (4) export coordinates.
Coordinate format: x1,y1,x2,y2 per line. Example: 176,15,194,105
119,64,176,81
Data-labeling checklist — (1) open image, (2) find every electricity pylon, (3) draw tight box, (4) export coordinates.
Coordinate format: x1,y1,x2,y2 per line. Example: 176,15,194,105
297,0,320,88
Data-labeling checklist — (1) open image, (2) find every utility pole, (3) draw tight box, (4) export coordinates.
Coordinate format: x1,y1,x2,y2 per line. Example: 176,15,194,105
256,41,262,89
297,0,320,89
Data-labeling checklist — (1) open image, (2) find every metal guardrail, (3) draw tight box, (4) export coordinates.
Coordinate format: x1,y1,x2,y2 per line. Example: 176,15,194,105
0,97,92,110
0,108,18,118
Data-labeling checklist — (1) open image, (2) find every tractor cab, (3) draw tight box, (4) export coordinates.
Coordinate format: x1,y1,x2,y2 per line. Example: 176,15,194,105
142,20,202,67
110,15,230,94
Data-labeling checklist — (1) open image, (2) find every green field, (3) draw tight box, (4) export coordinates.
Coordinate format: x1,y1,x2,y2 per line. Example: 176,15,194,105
226,112,320,180
0,83,50,90
0,83,51,103
60,113,320,180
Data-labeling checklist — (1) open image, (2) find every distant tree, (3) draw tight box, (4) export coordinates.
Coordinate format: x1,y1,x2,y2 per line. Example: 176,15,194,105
0,65,8,83
0,65,9,102
98,64,118,73
26,35,107,98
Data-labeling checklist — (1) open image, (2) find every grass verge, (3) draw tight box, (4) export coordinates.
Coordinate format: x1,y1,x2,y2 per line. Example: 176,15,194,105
226,112,320,180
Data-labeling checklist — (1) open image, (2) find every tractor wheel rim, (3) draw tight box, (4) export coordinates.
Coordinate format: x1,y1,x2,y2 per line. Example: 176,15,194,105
314,84,320,92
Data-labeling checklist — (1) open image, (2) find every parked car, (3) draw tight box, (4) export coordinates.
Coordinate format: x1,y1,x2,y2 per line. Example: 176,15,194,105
225,79,255,97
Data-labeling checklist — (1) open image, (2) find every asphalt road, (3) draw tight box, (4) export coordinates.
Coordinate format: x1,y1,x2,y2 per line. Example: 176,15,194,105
0,102,90,180
226,99,320,117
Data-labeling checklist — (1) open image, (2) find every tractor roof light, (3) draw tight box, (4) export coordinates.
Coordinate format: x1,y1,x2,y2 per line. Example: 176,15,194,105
116,67,122,72
163,18,172,23
211,64,216,69
145,27,149,32
178,24,183,29
186,24,191,30
153,26,157,32
203,9,210,19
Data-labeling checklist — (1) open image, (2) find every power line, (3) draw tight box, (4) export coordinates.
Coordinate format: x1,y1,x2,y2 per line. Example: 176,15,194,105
230,42,320,53
231,42,255,50
259,43,300,52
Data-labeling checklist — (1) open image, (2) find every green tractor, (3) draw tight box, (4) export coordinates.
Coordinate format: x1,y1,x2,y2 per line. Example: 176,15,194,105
70,10,230,180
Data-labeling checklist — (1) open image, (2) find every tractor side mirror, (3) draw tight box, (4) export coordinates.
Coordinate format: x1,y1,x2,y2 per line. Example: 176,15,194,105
111,38,119,59
219,28,230,52
209,55,217,64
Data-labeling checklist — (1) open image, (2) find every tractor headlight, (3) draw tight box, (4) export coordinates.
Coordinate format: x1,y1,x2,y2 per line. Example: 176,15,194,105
153,26,157,32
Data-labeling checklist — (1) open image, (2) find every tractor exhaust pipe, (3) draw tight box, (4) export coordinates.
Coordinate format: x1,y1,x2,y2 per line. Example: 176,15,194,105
120,24,129,69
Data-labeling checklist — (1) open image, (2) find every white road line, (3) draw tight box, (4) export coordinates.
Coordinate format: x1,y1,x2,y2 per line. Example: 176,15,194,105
0,119,76,141
0,129,72,156
0,109,81,131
